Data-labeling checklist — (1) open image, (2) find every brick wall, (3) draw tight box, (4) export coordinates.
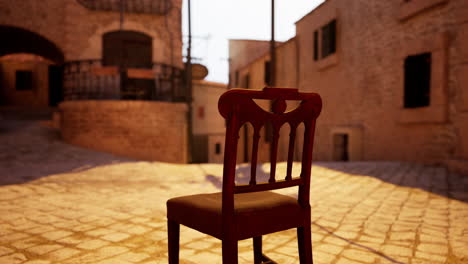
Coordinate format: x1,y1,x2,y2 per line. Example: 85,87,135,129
59,100,188,163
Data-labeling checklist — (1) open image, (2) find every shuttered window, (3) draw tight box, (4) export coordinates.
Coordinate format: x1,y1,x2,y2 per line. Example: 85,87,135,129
321,20,336,58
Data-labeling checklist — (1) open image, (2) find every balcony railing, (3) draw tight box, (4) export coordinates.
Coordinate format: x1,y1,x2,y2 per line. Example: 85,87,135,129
63,59,186,102
76,0,172,15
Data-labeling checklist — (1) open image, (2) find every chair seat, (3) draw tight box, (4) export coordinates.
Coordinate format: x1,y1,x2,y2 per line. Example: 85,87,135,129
167,191,305,240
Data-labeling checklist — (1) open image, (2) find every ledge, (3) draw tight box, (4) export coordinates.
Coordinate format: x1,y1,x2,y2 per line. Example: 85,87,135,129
398,105,447,124
456,65,468,112
317,53,338,71
398,0,449,21
59,100,188,116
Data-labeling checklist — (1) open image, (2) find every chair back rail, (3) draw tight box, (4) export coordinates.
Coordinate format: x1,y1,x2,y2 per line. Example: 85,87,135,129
218,87,322,199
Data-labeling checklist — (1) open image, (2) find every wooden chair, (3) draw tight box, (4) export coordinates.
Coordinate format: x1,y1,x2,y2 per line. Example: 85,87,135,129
167,87,322,264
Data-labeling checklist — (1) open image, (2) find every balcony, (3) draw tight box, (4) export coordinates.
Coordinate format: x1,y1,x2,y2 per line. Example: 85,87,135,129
63,59,186,102
76,0,172,15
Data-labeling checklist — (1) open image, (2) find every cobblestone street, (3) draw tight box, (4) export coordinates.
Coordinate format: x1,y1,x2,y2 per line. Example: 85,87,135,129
0,119,467,264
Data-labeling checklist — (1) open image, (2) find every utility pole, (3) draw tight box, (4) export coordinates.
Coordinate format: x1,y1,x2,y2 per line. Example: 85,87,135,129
119,0,124,30
270,0,276,87
119,0,126,98
186,0,193,163
268,0,276,156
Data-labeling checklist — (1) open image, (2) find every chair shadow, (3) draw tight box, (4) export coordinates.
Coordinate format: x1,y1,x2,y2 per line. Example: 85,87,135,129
312,222,405,264
202,162,459,263
201,169,406,264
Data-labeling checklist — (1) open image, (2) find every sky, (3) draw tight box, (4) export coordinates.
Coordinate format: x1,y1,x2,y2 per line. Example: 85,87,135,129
181,0,325,84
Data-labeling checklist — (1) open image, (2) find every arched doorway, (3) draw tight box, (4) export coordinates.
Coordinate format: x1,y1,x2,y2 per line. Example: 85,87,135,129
0,25,65,107
102,30,152,68
102,30,154,100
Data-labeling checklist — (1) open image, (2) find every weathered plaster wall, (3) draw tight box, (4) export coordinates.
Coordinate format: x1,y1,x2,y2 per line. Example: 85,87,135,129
192,80,227,163
294,0,468,172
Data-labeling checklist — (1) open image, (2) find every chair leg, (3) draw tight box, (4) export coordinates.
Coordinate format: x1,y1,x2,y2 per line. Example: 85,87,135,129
222,238,238,264
168,220,180,264
253,236,262,264
297,225,313,264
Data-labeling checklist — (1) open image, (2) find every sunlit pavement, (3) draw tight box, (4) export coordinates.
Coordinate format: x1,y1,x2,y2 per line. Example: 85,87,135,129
0,119,467,264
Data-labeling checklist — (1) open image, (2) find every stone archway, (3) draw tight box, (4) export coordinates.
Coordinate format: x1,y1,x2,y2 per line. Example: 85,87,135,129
0,25,64,64
102,30,154,100
102,30,152,68
0,25,65,106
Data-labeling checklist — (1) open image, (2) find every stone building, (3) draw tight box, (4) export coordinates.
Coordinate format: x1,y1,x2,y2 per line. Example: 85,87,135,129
191,79,227,163
0,0,189,163
229,0,468,174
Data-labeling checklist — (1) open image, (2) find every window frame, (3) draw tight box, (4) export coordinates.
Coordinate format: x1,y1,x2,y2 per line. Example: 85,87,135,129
321,19,336,59
397,33,449,124
312,18,339,70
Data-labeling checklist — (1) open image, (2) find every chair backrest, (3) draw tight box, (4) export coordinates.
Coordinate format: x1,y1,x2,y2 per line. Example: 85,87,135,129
218,87,322,207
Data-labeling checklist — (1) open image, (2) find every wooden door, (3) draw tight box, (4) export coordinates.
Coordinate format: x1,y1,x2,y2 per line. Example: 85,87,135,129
333,133,349,161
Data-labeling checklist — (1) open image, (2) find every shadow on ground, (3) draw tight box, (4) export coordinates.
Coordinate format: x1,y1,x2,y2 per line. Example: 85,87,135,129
0,115,132,186
317,162,468,203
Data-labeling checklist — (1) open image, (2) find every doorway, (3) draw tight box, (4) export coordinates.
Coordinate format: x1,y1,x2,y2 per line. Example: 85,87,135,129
333,133,349,161
48,65,63,106
102,30,153,99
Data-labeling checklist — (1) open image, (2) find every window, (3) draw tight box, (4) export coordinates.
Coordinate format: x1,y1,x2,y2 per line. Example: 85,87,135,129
313,19,337,62
313,30,319,61
16,70,33,90
264,61,271,85
404,53,431,108
321,20,336,58
215,143,221,155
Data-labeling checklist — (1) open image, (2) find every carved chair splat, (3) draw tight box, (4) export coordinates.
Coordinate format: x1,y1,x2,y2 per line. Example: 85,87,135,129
167,87,322,264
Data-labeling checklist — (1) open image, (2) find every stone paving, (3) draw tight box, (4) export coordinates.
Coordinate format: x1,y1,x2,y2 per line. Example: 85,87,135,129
0,119,467,264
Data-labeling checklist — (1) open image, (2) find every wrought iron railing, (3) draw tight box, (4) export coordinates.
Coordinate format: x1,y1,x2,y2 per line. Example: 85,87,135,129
63,59,186,102
76,0,172,15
